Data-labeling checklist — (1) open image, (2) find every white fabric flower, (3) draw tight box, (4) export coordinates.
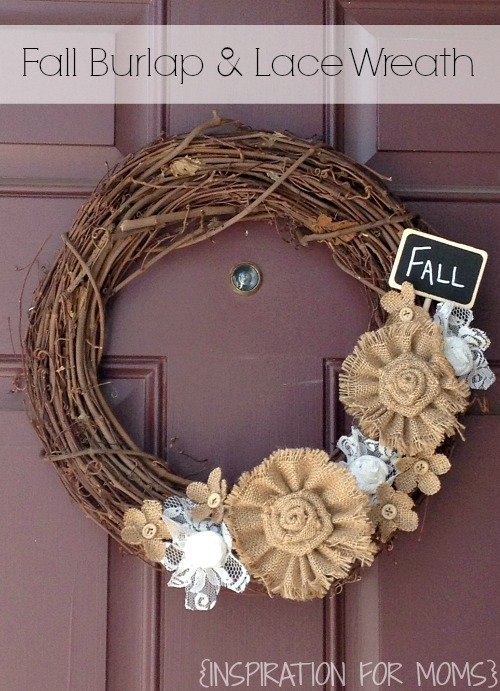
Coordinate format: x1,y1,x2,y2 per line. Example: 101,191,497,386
337,426,398,496
434,301,495,390
161,496,249,611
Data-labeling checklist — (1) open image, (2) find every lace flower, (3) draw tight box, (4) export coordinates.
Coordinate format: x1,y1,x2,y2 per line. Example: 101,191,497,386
339,290,470,456
395,453,451,496
434,301,495,390
186,467,227,523
161,497,249,611
224,448,377,601
337,426,398,496
121,499,171,562
370,483,418,543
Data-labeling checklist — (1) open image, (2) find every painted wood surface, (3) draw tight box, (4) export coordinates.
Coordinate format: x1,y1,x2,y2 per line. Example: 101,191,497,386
0,1,498,689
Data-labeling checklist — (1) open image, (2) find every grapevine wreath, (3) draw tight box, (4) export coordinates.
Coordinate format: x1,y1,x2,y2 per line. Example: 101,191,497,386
24,115,494,610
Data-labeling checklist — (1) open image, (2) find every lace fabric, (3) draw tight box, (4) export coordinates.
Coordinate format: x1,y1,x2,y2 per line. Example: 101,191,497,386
434,301,495,390
337,426,398,498
161,496,249,611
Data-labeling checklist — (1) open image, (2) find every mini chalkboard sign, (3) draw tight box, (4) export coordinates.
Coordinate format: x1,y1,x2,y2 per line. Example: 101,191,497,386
389,229,488,308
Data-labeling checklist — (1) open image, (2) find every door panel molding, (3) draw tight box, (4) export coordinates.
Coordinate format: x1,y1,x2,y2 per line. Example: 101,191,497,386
392,186,500,203
324,358,347,455
323,355,499,689
0,353,166,689
0,0,165,199
98,355,167,691
323,357,349,689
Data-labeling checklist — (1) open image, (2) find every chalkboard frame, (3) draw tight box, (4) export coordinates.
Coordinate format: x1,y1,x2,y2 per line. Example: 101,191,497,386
389,228,488,308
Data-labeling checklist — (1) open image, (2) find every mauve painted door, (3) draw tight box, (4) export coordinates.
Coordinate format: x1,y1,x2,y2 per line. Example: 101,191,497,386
1,2,499,691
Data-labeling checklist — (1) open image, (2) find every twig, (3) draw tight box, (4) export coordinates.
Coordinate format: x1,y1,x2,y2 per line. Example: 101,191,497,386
23,116,441,569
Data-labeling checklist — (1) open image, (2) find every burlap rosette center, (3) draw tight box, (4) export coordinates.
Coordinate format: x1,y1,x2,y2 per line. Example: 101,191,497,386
262,490,333,557
225,448,376,600
339,311,469,456
379,353,440,416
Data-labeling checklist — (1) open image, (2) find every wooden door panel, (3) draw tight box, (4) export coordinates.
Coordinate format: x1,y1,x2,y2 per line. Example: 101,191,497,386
342,105,500,200
377,105,500,153
0,1,152,24
0,3,165,688
161,592,325,691
106,220,369,688
336,4,500,689
168,0,325,137
0,410,108,691
0,196,86,354
378,415,499,680
336,0,500,25
0,1,163,199
0,106,115,146
170,0,324,24
0,354,169,690
1,1,498,689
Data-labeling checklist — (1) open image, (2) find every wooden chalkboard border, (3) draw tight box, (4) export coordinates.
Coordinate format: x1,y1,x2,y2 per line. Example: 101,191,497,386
389,228,488,308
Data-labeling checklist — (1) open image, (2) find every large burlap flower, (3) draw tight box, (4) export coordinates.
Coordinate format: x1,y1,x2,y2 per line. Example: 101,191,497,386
121,499,171,562
339,304,469,456
224,448,377,601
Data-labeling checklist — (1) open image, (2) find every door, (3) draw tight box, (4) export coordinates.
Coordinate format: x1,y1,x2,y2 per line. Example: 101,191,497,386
1,2,498,690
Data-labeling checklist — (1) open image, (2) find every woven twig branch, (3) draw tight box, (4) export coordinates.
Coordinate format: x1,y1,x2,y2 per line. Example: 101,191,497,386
23,115,435,563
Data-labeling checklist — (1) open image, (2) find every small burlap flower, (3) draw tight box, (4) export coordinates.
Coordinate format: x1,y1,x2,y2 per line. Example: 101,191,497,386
186,467,227,523
121,500,171,562
224,448,377,601
381,281,431,326
339,291,469,456
395,453,451,495
370,483,418,543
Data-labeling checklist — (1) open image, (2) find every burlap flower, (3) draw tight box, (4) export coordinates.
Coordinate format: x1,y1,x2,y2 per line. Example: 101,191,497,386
381,281,431,326
339,298,469,456
224,448,377,601
121,500,171,562
395,453,451,495
370,483,418,543
186,467,227,523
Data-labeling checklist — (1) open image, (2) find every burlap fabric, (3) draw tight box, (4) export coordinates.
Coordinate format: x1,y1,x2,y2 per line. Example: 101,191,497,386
224,448,376,601
121,499,171,562
381,281,431,325
395,453,451,495
186,467,227,523
370,483,418,543
339,316,469,456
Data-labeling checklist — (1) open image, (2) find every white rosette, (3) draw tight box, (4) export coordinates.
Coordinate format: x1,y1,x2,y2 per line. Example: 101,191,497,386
434,301,495,390
161,496,249,611
337,426,398,498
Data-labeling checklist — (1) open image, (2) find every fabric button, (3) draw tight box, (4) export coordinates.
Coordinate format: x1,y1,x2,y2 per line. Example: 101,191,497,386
399,307,414,322
207,492,222,508
413,460,429,475
381,503,398,520
142,523,158,539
